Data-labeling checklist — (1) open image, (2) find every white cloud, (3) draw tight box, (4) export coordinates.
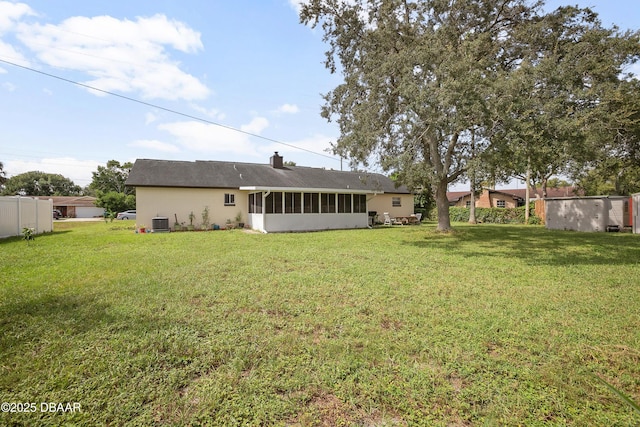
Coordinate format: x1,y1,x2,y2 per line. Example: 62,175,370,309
158,120,263,156
130,139,180,153
145,112,158,125
2,81,16,91
15,13,210,100
0,1,35,32
241,117,269,135
277,103,299,114
260,133,334,157
4,157,101,186
190,104,226,121
0,1,34,71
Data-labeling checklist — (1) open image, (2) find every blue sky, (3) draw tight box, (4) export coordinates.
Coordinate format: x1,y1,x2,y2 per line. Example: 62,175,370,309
0,0,638,188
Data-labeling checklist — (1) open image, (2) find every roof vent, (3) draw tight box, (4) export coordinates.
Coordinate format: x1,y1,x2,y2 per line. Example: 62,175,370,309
270,151,284,169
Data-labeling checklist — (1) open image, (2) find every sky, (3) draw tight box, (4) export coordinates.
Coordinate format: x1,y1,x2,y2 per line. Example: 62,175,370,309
0,0,638,189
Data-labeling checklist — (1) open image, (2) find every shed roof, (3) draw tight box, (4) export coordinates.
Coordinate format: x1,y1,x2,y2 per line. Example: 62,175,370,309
126,158,410,194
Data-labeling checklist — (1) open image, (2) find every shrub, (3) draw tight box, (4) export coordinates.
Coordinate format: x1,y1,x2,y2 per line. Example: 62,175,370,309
449,206,540,224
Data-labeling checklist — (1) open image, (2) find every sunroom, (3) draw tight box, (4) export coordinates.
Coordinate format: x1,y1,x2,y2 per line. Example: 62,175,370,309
241,186,375,233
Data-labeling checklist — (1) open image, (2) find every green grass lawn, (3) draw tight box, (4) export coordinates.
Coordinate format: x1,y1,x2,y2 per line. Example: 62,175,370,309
1,221,638,426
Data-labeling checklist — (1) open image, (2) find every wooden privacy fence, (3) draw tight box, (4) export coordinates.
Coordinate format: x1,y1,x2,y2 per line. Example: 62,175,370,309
0,196,53,238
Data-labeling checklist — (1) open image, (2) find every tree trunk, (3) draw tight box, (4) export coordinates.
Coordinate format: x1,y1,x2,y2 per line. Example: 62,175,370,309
434,178,452,232
524,158,531,225
469,180,477,224
469,128,477,224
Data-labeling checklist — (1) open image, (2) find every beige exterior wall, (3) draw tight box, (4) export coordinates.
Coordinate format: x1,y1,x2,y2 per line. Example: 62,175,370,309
137,187,413,231
368,193,414,219
136,187,248,230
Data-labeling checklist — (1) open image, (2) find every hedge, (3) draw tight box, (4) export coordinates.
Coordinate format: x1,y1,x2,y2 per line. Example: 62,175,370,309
447,206,541,224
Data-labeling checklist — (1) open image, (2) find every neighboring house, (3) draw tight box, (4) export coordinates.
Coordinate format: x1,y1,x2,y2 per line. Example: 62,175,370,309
545,196,632,232
125,153,413,233
50,196,103,218
448,187,579,208
633,193,640,234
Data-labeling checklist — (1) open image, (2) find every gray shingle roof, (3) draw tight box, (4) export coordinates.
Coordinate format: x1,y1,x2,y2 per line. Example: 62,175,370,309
126,159,410,194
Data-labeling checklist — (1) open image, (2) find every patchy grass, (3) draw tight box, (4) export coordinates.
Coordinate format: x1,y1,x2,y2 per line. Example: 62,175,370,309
1,221,638,426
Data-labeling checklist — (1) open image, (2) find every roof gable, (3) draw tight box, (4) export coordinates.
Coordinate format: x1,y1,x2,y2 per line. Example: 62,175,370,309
126,159,410,194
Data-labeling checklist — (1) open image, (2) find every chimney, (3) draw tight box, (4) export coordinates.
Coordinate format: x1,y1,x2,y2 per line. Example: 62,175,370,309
270,151,283,169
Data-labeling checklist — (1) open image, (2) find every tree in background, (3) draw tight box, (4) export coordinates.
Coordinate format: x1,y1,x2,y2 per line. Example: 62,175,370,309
90,160,135,214
1,171,82,196
300,1,639,229
574,78,640,195
0,162,6,189
301,0,536,231
488,6,638,221
89,160,134,195
96,191,136,216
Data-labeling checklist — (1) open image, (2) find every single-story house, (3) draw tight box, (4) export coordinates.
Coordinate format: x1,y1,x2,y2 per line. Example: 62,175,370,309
448,187,579,208
50,196,103,218
125,153,414,233
545,196,632,232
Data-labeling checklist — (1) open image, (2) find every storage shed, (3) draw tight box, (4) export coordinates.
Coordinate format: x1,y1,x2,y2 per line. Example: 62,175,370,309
545,196,631,232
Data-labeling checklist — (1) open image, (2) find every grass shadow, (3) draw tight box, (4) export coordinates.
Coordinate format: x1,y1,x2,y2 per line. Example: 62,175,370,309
405,224,640,266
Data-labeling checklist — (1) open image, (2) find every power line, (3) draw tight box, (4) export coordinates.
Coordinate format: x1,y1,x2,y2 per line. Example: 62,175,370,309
0,57,340,162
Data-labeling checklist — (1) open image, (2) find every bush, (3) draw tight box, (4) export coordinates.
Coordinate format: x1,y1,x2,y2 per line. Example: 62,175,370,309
449,206,540,224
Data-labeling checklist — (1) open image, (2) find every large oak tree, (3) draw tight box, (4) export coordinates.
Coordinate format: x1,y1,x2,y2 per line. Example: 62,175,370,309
300,0,639,230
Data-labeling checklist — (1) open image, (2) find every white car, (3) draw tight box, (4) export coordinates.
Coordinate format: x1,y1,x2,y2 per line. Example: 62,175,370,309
116,210,136,220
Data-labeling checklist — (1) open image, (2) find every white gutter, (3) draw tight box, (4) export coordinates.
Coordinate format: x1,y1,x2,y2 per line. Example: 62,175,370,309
239,186,382,194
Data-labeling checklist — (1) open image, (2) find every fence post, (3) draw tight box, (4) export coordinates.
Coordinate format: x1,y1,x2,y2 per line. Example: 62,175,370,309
17,197,22,236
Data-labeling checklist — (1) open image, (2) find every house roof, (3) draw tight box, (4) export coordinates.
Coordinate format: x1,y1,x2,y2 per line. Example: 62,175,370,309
50,196,97,207
447,186,580,202
126,158,410,194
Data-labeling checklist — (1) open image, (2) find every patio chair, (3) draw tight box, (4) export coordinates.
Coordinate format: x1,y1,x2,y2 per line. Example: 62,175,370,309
415,212,422,223
383,212,393,225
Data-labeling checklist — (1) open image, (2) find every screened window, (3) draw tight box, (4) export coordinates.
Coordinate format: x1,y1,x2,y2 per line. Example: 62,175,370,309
285,192,302,213
353,194,367,213
249,193,262,214
321,193,336,213
304,193,319,213
338,193,352,213
265,192,283,214
392,197,401,207
224,193,235,206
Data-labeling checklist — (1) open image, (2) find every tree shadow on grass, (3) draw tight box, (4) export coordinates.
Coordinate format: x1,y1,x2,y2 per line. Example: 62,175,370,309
0,293,116,348
0,230,72,245
404,224,640,266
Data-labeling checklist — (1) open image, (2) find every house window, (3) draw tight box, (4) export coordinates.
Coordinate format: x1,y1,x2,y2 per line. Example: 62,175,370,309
392,197,401,207
285,192,302,213
496,199,506,208
265,192,283,214
249,193,262,214
224,193,235,206
321,193,336,213
353,194,367,213
304,193,319,213
338,193,352,213
465,200,471,208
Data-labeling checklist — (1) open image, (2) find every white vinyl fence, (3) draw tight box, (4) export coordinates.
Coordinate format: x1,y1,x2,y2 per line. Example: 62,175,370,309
0,196,53,239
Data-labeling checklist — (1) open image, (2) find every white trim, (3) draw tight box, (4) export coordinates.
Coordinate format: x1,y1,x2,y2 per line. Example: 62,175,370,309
239,186,382,194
